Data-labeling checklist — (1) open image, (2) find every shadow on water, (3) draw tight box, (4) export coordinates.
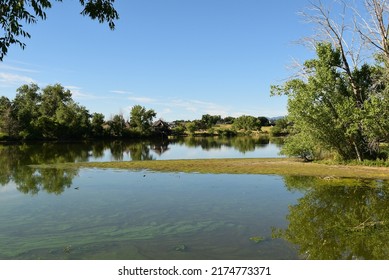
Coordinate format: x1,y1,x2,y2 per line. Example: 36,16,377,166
273,176,389,260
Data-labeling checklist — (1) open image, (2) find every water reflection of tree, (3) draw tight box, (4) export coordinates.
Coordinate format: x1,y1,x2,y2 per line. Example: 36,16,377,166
127,142,155,161
15,168,77,195
0,140,169,194
0,137,275,195
108,141,126,161
276,176,389,259
230,137,269,153
0,143,86,195
269,137,285,147
172,136,270,153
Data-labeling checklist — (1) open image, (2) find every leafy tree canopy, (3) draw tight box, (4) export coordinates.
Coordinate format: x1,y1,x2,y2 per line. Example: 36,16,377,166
129,105,156,135
233,115,261,132
0,0,119,60
200,114,221,129
272,43,389,161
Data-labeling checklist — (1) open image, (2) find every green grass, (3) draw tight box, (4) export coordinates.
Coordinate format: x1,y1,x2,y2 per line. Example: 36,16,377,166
34,157,389,180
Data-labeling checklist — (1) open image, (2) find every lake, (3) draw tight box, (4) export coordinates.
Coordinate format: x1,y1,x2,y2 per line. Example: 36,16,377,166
1,137,389,260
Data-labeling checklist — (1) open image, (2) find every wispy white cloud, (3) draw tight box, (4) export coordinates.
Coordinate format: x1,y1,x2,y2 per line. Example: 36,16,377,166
64,85,101,100
165,98,230,117
0,72,35,86
128,96,156,103
161,108,172,114
108,91,237,120
0,64,40,73
110,90,134,95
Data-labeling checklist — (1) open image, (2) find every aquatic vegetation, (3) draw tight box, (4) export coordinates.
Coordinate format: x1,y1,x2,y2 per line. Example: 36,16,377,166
174,244,188,252
63,245,72,254
249,236,265,244
0,219,225,258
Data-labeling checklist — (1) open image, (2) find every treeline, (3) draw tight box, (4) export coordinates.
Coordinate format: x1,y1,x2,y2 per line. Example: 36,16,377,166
171,114,275,137
0,83,282,141
0,83,161,141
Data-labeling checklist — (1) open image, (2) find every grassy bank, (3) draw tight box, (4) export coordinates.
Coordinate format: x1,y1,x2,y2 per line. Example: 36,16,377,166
37,158,389,180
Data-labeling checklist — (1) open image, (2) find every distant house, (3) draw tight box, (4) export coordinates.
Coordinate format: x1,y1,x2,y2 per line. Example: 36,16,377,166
152,119,172,137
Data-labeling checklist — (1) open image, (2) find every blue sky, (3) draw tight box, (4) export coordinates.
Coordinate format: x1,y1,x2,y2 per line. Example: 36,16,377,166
0,0,315,121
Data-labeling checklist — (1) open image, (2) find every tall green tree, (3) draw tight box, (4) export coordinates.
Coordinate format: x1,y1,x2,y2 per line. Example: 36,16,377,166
108,114,126,137
273,42,389,161
129,105,156,135
200,114,221,129
258,116,270,127
90,112,105,137
1,83,94,140
55,101,91,138
0,96,18,137
0,0,119,60
272,43,381,161
38,84,75,138
13,83,41,138
277,0,389,161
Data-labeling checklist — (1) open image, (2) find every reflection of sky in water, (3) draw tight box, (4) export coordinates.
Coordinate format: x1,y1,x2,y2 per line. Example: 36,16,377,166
94,142,283,162
0,181,19,195
156,143,282,160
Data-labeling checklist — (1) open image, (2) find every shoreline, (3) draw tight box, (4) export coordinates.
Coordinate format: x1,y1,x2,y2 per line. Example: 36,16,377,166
35,158,389,180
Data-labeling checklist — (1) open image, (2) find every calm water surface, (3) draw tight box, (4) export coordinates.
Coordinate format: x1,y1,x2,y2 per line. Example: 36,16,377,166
82,137,284,161
1,138,389,260
0,170,300,259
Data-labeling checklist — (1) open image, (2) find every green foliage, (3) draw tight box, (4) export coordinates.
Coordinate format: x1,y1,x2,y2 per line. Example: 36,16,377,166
129,105,156,136
249,236,264,244
0,0,119,60
270,117,289,137
222,116,235,124
0,83,166,140
216,128,237,137
233,115,261,131
91,113,105,137
108,114,126,137
276,176,389,259
185,122,197,135
172,124,186,136
13,84,41,138
0,83,97,140
258,116,270,126
200,114,221,129
272,43,389,161
280,132,316,161
0,96,17,138
55,102,91,138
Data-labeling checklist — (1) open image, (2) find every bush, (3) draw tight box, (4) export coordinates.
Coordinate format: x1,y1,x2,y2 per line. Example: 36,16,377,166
270,118,290,137
281,133,317,161
172,125,186,136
